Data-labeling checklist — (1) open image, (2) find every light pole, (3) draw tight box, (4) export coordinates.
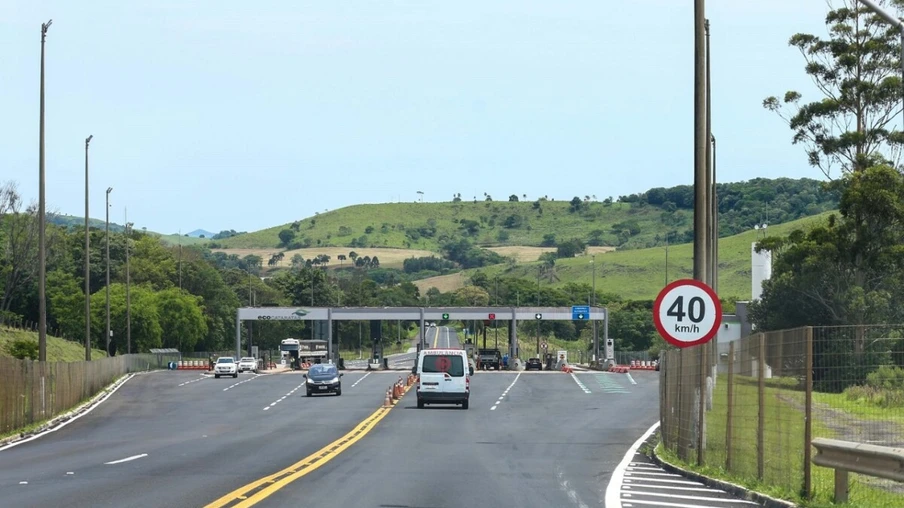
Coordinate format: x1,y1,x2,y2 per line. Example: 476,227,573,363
125,220,132,354
536,267,541,355
591,254,598,363
84,134,92,361
858,0,904,133
494,275,498,350
105,187,112,355
37,19,52,363
711,134,718,294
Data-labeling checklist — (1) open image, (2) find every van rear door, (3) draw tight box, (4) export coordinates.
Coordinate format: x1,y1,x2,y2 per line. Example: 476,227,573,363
419,352,465,394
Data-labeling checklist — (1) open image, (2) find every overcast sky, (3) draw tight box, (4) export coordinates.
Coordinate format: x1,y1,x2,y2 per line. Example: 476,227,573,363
2,1,834,234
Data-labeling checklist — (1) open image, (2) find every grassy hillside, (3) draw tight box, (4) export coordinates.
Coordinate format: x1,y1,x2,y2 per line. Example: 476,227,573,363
0,329,108,362
209,177,838,251
48,214,208,247
211,246,436,270
154,233,209,246
415,211,835,301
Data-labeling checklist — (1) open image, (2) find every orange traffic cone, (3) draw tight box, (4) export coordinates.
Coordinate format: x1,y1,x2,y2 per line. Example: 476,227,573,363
383,389,392,407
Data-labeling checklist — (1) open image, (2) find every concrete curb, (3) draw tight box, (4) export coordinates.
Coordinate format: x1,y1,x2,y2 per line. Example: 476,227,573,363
0,369,157,451
651,442,798,508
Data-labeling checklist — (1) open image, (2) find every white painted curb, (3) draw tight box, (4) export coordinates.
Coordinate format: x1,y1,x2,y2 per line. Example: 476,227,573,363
604,420,661,508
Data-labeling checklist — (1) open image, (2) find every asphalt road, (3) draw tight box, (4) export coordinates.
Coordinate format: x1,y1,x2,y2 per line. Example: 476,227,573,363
0,369,395,508
252,368,662,507
0,333,753,508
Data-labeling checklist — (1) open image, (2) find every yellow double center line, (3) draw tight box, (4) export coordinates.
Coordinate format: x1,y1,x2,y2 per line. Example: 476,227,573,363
205,386,410,508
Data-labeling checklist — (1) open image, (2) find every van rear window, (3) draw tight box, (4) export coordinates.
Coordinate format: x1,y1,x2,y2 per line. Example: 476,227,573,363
422,355,464,377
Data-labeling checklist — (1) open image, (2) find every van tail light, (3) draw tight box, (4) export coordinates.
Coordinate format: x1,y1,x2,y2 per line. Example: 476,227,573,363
466,376,470,391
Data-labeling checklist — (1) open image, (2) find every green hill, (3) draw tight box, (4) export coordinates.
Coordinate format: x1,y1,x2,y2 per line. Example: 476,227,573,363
213,177,837,252
48,214,208,247
423,211,835,301
0,329,108,362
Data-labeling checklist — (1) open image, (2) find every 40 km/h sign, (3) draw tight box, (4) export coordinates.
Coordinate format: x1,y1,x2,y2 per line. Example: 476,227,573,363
653,279,722,348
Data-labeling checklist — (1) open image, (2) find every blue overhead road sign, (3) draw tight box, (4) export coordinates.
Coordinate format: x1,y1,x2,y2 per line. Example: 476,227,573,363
572,305,590,320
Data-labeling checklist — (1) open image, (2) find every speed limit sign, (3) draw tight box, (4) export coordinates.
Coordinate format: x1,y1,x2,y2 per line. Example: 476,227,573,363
653,279,722,348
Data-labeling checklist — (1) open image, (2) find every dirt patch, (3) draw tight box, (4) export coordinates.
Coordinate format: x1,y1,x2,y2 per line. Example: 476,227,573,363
486,246,616,263
779,393,904,495
413,272,468,293
212,247,436,269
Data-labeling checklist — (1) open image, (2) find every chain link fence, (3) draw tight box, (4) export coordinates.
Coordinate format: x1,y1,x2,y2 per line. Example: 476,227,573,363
659,325,904,506
0,353,178,437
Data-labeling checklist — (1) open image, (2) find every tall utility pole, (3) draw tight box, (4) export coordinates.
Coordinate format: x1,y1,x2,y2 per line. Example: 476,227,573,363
703,18,713,287
125,219,132,354
105,187,113,355
84,134,93,361
693,0,708,284
683,0,709,467
37,19,52,362
706,18,715,291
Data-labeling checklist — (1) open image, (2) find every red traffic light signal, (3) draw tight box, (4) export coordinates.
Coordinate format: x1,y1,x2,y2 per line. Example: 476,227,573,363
488,313,496,319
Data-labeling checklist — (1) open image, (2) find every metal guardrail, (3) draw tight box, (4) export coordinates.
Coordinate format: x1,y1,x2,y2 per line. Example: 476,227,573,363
811,437,904,503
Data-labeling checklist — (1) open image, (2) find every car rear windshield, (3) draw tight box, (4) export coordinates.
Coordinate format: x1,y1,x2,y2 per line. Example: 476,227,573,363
422,355,464,377
217,358,234,363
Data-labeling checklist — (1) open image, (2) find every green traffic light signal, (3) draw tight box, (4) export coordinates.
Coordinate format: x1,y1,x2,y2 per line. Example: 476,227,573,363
442,313,449,320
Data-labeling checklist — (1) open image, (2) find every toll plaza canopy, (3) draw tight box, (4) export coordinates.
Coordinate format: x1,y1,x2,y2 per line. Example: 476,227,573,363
234,306,608,360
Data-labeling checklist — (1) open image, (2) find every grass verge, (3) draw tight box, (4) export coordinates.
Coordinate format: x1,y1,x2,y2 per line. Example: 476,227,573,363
656,380,904,507
0,329,107,362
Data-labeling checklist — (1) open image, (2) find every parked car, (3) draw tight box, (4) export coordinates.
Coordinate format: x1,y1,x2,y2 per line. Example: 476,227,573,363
526,358,543,371
214,357,238,378
238,357,258,373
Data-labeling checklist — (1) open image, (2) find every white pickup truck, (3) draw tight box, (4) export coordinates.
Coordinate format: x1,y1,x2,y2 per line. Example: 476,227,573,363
214,357,238,378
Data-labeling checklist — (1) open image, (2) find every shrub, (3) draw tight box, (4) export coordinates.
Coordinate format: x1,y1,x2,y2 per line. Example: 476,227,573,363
6,338,39,360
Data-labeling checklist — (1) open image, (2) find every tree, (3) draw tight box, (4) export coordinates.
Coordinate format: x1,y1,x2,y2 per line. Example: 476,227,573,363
0,187,38,320
278,229,296,247
763,0,904,178
453,285,490,306
508,194,519,202
337,254,347,267
154,288,208,352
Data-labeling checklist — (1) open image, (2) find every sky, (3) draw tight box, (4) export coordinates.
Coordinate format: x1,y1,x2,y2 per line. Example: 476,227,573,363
2,0,834,235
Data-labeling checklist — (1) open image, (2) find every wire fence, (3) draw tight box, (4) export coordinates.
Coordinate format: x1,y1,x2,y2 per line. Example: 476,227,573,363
659,325,904,506
0,353,178,437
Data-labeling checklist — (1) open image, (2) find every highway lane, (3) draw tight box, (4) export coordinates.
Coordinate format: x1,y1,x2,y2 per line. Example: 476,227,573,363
345,326,439,370
0,369,397,508
254,369,661,508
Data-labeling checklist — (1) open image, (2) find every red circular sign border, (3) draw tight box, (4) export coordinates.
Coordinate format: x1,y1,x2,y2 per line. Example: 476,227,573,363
435,356,451,372
653,278,722,348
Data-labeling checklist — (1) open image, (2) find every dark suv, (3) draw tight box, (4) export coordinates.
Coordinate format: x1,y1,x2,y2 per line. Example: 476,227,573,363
305,364,343,396
526,358,543,371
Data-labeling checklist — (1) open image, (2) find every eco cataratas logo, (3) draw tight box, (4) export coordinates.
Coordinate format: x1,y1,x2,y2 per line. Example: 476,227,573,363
257,308,311,320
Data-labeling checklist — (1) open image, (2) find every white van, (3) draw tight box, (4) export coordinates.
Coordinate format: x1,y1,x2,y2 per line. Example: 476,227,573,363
415,348,473,409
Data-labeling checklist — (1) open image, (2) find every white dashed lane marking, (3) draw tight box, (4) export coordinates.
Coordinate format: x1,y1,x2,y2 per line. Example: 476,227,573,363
263,382,305,411
490,372,521,410
223,374,261,391
350,372,370,387
178,376,206,387
104,453,148,465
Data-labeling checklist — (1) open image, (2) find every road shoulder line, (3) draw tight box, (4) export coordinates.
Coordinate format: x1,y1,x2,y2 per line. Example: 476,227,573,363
604,421,660,508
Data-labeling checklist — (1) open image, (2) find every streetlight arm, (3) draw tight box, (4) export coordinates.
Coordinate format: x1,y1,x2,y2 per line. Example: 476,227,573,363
859,0,904,30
